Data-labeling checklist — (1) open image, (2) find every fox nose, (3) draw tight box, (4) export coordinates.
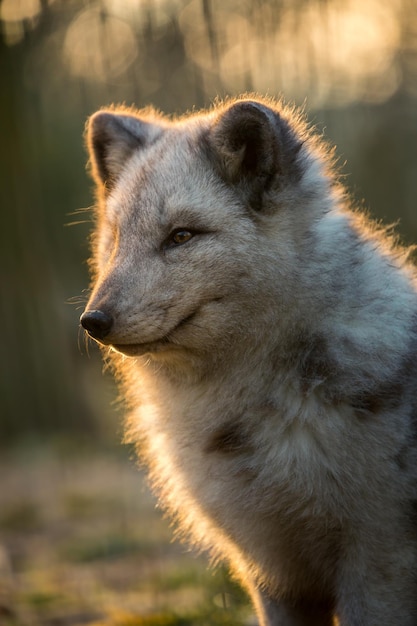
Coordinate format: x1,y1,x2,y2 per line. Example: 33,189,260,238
80,309,113,340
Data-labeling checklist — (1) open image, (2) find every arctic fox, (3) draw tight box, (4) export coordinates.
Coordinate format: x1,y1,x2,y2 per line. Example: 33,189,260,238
80,97,417,626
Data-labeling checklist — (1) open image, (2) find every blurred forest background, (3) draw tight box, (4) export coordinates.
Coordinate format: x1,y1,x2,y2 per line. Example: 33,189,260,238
0,0,417,624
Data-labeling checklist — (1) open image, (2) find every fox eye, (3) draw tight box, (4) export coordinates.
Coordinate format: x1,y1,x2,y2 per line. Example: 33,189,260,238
168,229,194,246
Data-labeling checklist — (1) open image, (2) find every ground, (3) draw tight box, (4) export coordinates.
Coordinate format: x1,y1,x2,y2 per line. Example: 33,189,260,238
0,442,251,626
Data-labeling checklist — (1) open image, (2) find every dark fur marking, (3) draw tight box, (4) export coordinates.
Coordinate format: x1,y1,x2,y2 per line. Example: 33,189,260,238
352,380,404,417
89,112,145,189
92,137,112,185
353,344,417,418
406,332,417,438
407,500,417,529
298,335,334,394
286,598,334,626
296,332,410,418
411,403,417,443
203,101,303,213
205,422,252,455
394,445,409,471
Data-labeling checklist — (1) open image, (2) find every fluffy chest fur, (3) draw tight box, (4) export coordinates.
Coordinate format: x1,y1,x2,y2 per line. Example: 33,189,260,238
128,358,412,596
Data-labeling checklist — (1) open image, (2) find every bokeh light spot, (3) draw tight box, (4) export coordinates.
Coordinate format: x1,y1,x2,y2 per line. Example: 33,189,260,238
63,6,138,82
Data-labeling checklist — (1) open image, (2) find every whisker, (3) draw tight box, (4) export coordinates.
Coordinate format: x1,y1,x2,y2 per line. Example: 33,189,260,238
84,330,91,358
65,219,91,227
65,206,94,227
77,325,84,355
67,299,87,307
67,292,90,307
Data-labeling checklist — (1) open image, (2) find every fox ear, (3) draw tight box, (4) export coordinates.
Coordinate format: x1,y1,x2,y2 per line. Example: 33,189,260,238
87,111,157,190
209,100,301,206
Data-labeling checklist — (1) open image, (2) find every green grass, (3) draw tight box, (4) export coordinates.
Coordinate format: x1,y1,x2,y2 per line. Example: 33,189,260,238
62,532,159,562
0,501,42,531
0,445,252,626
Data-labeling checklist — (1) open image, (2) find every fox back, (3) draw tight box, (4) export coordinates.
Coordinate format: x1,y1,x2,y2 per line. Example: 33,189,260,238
81,97,417,626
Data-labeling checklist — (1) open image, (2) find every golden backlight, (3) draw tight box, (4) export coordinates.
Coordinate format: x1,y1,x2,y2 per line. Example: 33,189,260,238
1,0,413,106
61,0,405,106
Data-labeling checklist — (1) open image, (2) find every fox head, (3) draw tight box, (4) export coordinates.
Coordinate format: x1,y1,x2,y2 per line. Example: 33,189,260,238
81,98,328,367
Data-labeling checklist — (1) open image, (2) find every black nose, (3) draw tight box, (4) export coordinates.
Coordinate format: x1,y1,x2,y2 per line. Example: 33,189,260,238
80,309,113,340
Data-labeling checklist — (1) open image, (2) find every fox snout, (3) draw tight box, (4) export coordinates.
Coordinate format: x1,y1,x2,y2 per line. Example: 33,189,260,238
80,309,113,341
